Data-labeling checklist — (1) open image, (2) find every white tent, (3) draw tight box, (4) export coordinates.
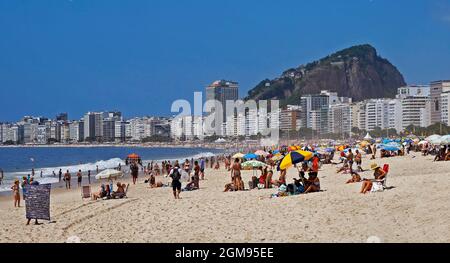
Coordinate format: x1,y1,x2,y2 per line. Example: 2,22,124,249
215,138,226,143
364,133,373,140
95,169,123,180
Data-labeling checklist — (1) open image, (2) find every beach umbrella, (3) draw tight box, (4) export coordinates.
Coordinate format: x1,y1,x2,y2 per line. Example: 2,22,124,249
95,169,123,180
381,146,400,152
244,153,258,160
271,154,284,162
241,160,266,169
254,150,269,157
272,150,280,154
418,140,428,145
426,134,441,141
440,135,450,145
232,153,245,159
360,141,369,147
429,137,443,145
278,150,314,170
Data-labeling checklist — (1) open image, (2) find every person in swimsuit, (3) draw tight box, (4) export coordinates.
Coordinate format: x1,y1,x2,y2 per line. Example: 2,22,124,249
130,162,139,185
77,170,82,187
169,165,182,199
304,173,320,193
231,158,243,191
193,161,200,189
273,169,287,187
360,163,386,194
355,150,363,172
64,170,71,189
11,180,21,207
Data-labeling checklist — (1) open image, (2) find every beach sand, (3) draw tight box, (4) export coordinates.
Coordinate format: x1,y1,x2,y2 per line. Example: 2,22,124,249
0,153,449,243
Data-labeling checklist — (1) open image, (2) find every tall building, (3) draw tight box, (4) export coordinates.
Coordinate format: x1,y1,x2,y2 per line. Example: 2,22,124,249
401,96,431,129
364,99,391,131
205,80,239,135
430,80,450,125
83,112,104,140
328,104,352,135
279,106,302,132
440,92,450,126
387,99,403,133
56,113,68,122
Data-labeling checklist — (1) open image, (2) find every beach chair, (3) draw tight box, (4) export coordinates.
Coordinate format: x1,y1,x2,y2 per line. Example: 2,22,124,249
81,185,91,200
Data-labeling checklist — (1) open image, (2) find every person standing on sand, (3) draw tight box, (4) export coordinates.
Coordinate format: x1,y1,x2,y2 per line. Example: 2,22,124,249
169,164,182,199
193,161,200,189
58,169,62,182
77,170,82,187
231,158,243,191
88,170,91,184
96,165,99,175
31,168,35,178
130,161,139,185
64,170,71,189
11,179,20,207
200,158,205,180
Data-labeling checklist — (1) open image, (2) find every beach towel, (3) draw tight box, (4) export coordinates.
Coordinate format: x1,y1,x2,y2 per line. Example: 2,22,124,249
371,182,384,193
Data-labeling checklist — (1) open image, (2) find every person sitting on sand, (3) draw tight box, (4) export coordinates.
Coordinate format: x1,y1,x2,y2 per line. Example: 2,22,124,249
272,169,287,187
304,173,320,194
346,171,362,184
265,170,273,189
360,163,387,194
111,183,126,199
92,184,107,200
258,167,267,189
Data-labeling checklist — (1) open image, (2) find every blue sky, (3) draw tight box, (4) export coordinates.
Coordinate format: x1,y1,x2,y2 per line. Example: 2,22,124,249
1,0,450,121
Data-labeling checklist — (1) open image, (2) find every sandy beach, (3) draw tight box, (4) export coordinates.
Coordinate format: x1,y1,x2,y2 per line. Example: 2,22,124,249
0,152,449,243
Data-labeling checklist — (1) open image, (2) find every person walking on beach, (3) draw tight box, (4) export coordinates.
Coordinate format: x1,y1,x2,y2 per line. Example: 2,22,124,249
96,165,99,175
11,180,21,207
64,170,71,189
200,158,205,180
77,170,82,187
347,149,354,172
169,164,182,199
130,162,139,185
88,170,91,184
31,168,35,178
58,169,62,182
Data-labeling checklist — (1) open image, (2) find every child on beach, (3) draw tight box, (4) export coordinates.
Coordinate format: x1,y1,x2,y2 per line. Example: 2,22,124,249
11,180,20,207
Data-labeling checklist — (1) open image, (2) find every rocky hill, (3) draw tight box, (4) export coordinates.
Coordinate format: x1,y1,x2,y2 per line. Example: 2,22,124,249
246,44,406,105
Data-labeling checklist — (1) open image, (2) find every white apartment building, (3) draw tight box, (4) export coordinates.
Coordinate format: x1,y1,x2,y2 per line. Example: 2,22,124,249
328,104,352,135
441,92,450,126
401,96,431,129
365,99,390,131
387,99,402,133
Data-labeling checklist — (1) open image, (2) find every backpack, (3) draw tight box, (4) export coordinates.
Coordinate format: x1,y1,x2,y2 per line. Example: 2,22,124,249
171,168,181,181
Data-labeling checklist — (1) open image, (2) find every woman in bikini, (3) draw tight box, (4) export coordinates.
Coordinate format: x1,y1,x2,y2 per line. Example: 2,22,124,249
11,180,20,207
360,163,386,194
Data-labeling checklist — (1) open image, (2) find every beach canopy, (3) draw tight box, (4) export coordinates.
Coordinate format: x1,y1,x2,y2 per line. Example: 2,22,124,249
364,133,373,140
254,150,269,157
95,169,123,180
215,138,226,143
241,160,266,169
127,153,140,159
232,153,245,159
278,150,313,170
244,153,258,160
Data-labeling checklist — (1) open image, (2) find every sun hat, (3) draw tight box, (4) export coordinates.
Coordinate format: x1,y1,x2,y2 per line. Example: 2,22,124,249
370,163,380,170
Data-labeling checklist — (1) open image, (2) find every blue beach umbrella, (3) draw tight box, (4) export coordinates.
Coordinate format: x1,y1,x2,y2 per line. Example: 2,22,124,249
244,153,258,160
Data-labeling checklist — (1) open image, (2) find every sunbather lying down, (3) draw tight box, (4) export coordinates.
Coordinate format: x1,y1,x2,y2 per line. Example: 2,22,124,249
224,179,244,192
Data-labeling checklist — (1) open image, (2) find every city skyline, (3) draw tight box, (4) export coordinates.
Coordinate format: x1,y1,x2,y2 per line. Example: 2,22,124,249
1,0,450,121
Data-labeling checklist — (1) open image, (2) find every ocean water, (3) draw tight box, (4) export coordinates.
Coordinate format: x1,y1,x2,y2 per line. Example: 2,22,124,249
0,147,223,191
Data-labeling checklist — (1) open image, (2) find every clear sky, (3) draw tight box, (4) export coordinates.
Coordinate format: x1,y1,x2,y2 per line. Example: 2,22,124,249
1,0,450,121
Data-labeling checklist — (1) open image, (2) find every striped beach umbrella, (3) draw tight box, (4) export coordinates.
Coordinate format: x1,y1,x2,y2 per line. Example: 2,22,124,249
278,150,314,170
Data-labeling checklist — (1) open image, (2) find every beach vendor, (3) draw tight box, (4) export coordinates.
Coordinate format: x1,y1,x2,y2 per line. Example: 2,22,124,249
169,164,182,199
